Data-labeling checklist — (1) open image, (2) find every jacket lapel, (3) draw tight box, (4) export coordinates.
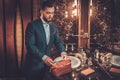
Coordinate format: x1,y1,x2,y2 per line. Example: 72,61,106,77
38,19,47,45
38,19,55,46
48,23,54,46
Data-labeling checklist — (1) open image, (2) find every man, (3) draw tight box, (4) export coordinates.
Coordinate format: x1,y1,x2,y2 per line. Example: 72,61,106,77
24,0,67,80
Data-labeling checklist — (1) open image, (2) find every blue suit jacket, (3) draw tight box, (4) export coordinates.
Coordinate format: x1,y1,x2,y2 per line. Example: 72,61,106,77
24,18,65,74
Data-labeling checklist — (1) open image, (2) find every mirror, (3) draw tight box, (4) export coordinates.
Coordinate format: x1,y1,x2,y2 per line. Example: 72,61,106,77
52,0,79,52
90,0,120,54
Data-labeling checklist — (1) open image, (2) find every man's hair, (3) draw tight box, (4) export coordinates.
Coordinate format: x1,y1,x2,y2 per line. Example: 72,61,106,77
41,0,55,10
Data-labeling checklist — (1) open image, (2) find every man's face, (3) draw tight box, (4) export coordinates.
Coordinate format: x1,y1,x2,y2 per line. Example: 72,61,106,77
41,7,55,22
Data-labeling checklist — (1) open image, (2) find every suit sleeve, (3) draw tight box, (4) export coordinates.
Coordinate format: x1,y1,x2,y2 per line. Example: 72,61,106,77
25,23,45,59
54,27,66,53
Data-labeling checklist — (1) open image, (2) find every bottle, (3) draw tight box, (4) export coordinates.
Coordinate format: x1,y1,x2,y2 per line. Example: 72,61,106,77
95,49,100,61
80,49,87,66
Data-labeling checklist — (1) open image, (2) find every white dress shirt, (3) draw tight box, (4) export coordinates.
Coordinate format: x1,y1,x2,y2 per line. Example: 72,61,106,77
43,23,50,45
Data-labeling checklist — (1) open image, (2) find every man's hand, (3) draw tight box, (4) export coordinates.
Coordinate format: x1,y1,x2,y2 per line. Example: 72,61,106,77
44,57,54,66
61,53,68,60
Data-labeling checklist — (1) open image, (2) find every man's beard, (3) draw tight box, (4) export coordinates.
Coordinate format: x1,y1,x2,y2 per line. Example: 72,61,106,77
43,16,52,23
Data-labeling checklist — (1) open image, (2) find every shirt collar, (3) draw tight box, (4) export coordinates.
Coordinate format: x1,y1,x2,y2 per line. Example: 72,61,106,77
40,16,46,24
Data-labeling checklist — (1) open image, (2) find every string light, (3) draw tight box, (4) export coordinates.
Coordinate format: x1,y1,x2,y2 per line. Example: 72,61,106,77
65,11,68,18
